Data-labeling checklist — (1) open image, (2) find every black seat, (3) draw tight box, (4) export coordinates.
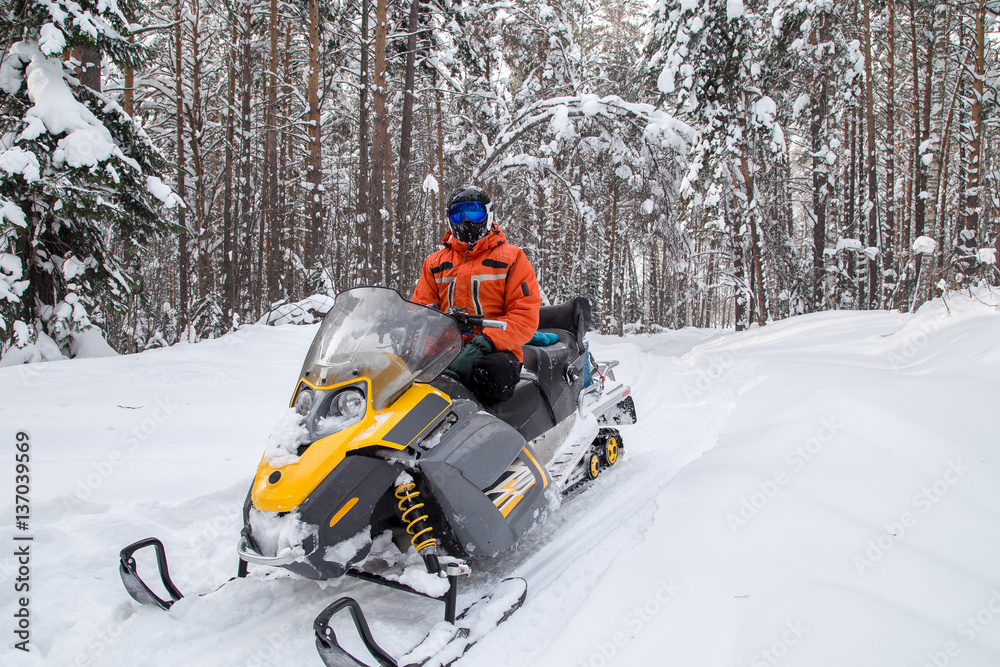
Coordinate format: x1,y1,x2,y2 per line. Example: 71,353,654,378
432,297,592,443
486,297,592,441
537,297,592,353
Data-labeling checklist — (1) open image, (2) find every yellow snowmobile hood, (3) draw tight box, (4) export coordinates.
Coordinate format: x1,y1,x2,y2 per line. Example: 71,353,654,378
251,379,451,513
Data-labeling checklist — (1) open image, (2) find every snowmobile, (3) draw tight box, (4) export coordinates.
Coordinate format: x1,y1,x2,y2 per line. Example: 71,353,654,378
118,286,636,667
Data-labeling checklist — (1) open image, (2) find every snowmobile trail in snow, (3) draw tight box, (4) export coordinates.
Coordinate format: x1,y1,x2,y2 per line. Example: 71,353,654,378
452,336,736,664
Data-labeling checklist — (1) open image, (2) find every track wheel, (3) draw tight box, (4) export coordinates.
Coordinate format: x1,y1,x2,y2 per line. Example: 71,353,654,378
586,452,601,480
602,432,621,467
597,428,623,468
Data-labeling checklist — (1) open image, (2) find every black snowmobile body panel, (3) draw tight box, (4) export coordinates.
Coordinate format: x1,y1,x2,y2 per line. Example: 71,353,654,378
484,378,552,441
420,460,518,557
244,455,402,580
418,401,523,488
429,374,478,402
417,402,549,557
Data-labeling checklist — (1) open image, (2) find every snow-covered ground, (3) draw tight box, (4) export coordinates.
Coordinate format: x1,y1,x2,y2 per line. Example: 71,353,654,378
3,289,1000,667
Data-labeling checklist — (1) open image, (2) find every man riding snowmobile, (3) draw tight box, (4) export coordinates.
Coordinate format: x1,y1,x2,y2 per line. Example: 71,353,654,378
412,185,540,405
117,187,637,666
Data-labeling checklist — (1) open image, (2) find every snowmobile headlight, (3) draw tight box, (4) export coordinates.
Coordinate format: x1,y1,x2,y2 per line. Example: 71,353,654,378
330,388,366,420
294,387,314,415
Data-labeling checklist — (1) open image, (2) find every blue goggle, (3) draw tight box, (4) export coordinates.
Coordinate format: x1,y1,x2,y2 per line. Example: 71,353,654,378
448,200,488,225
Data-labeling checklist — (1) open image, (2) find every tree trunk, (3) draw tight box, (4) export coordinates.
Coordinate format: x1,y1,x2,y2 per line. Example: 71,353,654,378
222,12,236,322
708,236,719,327
188,1,209,300
933,49,964,272
884,0,897,304
966,0,986,264
909,6,936,303
75,45,101,92
736,98,768,326
861,0,880,309
846,113,855,239
124,35,134,115
369,0,389,284
435,83,446,216
382,131,394,283
279,25,292,298
603,181,618,332
810,16,829,311
745,184,768,325
845,113,857,308
265,0,280,303
915,10,935,242
305,0,323,281
175,0,189,336
907,0,919,257
731,214,748,330
357,0,371,282
395,0,421,289
238,0,254,315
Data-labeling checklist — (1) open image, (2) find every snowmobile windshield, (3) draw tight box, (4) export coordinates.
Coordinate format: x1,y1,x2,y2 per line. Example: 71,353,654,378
300,287,464,411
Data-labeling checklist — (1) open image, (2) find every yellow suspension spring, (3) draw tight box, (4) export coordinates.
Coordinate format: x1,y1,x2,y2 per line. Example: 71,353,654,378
394,481,438,553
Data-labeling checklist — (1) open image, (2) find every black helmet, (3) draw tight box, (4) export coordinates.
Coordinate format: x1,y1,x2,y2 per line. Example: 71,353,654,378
446,185,494,244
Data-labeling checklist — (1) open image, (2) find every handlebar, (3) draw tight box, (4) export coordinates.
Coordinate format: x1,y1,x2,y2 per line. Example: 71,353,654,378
445,307,508,332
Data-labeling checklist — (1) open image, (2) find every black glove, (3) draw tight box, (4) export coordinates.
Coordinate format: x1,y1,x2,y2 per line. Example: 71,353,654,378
443,335,494,386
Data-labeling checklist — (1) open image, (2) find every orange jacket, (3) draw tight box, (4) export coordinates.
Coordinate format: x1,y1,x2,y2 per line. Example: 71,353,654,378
412,223,540,362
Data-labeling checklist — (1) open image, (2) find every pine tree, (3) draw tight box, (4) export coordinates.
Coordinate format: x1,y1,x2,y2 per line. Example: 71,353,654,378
0,0,178,361
647,0,789,329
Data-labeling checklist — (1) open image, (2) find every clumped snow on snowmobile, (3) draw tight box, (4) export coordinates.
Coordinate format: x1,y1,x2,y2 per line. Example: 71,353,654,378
118,286,635,667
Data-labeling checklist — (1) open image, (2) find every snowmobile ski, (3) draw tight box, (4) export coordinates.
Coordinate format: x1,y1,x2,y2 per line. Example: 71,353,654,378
315,577,527,667
119,537,248,610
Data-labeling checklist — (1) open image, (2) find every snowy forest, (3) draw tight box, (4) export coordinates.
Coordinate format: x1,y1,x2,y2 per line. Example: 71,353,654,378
1,0,999,359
